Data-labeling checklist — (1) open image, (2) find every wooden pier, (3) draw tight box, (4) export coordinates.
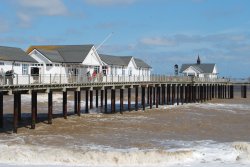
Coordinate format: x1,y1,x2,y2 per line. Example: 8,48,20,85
0,75,248,133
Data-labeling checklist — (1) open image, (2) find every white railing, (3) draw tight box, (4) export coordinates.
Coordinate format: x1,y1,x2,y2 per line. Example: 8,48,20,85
0,74,229,86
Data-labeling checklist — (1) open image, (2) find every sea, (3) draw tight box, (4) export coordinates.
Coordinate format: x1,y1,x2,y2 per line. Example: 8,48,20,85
0,90,250,167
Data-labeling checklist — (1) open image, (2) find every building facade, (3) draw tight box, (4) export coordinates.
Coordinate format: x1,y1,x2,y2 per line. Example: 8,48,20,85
179,56,218,79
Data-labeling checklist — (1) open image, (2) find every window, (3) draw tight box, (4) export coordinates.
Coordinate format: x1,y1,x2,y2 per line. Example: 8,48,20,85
115,67,117,75
128,67,132,76
0,62,4,65
94,66,100,73
55,64,60,67
122,68,125,76
14,63,20,66
22,64,29,75
46,64,53,67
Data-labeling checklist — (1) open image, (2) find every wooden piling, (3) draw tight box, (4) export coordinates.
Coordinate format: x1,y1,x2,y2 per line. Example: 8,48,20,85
150,86,152,109
0,91,3,128
147,87,150,105
120,89,124,113
172,84,175,105
180,85,184,105
18,93,21,122
85,90,89,113
31,91,37,129
241,85,247,98
96,90,98,108
77,91,81,116
111,89,116,113
13,92,19,133
161,85,165,105
230,85,234,99
153,87,156,105
156,86,159,108
142,87,146,111
104,89,108,113
135,87,139,111
74,91,77,114
90,90,93,109
177,85,180,105
128,88,131,111
167,84,171,105
63,91,67,119
48,91,53,124
100,90,104,108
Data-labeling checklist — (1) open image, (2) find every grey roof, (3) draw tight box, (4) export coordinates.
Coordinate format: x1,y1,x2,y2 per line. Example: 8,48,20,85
0,46,37,62
134,58,151,68
180,63,216,73
29,45,94,63
99,54,133,66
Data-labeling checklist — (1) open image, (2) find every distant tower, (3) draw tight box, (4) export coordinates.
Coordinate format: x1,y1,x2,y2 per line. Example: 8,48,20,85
174,64,178,76
197,55,201,65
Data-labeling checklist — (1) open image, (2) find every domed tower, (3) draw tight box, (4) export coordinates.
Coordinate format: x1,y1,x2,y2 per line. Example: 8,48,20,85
197,55,201,65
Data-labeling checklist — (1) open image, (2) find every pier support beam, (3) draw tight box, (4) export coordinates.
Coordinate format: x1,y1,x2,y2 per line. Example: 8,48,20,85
135,87,139,111
142,86,146,111
31,91,37,129
180,85,184,105
74,91,77,114
48,91,53,124
153,87,156,105
18,93,21,122
120,89,124,114
111,89,116,113
241,85,247,98
150,86,152,109
177,85,180,105
96,90,98,108
167,85,171,105
128,88,131,111
0,91,3,128
230,85,234,99
85,90,89,113
161,85,165,105
13,92,19,133
172,84,175,105
156,86,159,108
100,90,104,108
147,86,149,105
77,91,81,116
105,89,108,113
63,91,67,119
90,90,93,109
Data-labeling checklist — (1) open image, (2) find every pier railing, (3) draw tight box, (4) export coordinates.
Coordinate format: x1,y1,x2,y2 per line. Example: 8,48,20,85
0,74,229,86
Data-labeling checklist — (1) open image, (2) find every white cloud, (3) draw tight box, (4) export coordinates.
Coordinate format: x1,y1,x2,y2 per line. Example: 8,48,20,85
140,37,176,47
14,0,68,28
17,0,68,16
85,0,137,6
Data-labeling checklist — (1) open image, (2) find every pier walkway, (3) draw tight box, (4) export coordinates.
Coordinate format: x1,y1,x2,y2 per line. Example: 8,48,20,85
0,74,247,133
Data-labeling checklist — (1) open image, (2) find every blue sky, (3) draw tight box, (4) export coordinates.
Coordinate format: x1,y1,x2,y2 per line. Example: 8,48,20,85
1,0,250,78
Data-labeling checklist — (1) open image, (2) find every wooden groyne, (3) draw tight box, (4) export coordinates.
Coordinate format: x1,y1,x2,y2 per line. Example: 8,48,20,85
0,75,248,133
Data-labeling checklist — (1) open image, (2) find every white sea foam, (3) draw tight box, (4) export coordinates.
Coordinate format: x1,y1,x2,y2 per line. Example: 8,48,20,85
0,141,249,167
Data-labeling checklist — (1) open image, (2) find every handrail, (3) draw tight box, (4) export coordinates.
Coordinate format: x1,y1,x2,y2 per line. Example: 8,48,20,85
0,74,229,86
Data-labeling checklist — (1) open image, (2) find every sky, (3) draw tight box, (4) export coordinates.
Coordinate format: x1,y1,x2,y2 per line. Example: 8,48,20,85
0,0,250,78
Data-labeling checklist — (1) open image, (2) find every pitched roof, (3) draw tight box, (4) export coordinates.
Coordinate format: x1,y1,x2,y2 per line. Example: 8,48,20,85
27,45,94,63
99,54,133,66
180,64,216,73
0,46,37,62
134,58,151,68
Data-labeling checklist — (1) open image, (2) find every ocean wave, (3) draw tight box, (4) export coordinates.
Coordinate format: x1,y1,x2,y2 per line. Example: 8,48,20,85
233,142,250,162
0,144,194,166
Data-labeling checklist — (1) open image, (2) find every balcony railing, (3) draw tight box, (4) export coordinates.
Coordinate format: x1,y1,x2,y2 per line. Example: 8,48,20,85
0,74,229,86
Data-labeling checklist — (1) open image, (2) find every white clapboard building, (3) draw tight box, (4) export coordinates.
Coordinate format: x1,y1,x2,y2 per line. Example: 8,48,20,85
179,56,218,79
99,54,151,81
0,46,38,85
